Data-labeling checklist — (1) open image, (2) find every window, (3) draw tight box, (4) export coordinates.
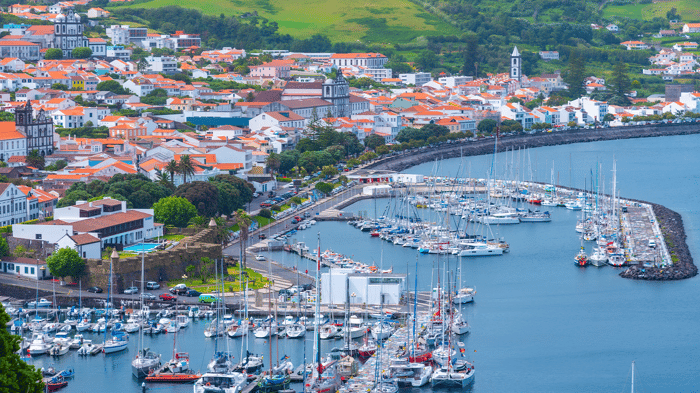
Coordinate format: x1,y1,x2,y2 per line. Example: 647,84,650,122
35,234,41,240
24,266,28,274
31,267,34,274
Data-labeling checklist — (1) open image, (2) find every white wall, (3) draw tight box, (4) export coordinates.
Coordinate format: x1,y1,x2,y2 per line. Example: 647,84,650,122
13,224,72,243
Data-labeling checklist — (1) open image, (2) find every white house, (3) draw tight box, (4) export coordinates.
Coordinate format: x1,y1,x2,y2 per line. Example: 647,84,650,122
0,122,26,163
55,234,101,259
249,111,305,131
1,257,48,280
0,183,29,226
399,73,431,87
145,56,178,74
123,78,154,97
88,38,107,57
682,23,700,33
538,51,560,60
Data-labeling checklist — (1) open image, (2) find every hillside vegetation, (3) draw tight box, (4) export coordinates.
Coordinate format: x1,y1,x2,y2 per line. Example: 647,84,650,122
110,0,459,43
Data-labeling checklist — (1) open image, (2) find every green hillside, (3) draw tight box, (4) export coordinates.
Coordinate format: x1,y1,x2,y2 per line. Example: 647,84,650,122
112,0,459,43
603,0,700,21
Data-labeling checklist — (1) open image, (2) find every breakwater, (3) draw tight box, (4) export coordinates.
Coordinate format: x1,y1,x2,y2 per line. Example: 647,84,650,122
365,124,699,280
367,122,700,173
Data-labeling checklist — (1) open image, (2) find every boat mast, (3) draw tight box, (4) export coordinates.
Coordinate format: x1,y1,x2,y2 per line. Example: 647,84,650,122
411,254,418,360
139,240,144,357
314,232,321,375
631,360,635,393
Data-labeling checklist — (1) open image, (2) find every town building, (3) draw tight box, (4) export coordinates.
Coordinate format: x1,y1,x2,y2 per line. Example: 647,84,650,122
15,102,54,156
53,8,89,58
321,268,406,306
1,257,48,280
399,72,431,87
0,41,40,61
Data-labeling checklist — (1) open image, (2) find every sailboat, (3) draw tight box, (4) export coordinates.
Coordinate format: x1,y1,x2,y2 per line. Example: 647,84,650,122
305,233,341,393
104,250,128,354
147,323,201,382
194,247,247,393
132,244,161,377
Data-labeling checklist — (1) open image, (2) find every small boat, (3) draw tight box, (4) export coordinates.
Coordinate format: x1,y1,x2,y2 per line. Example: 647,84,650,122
431,365,475,388
589,247,608,267
336,355,359,379
284,322,305,339
146,353,201,383
370,321,393,341
193,372,247,393
103,332,129,354
227,320,249,338
452,287,475,304
574,247,588,267
45,375,68,392
450,313,471,335
188,306,200,319
358,339,377,359
58,369,75,379
49,342,70,356
132,348,161,378
28,333,52,355
232,352,264,375
257,373,291,392
319,323,342,340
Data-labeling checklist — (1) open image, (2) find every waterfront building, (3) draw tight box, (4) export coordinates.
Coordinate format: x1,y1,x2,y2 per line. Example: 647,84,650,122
321,268,406,306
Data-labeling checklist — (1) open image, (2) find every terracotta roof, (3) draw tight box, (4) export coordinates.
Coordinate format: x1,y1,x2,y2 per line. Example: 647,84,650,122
71,210,153,233
70,233,101,245
0,122,24,140
2,257,45,265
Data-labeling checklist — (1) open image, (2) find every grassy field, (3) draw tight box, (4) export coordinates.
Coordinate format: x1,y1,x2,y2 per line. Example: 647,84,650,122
603,0,700,21
112,0,459,43
168,266,270,293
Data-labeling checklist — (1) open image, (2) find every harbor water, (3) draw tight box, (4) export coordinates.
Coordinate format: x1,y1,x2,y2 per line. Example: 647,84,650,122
23,134,700,392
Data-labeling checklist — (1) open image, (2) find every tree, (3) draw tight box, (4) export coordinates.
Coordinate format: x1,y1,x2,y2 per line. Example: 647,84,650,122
96,80,127,94
603,113,615,124
315,182,333,195
477,119,498,134
258,209,272,219
26,149,44,169
234,209,252,269
265,152,281,174
462,34,479,76
416,50,439,72
178,155,195,184
165,160,178,183
609,62,631,105
564,50,586,99
0,237,8,257
0,303,44,393
364,134,385,150
72,47,92,59
321,165,338,178
46,247,85,279
51,83,68,91
385,61,412,77
175,181,219,217
153,196,197,227
44,48,63,60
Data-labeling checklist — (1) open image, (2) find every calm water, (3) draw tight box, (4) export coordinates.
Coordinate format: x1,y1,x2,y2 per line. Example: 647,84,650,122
26,134,700,392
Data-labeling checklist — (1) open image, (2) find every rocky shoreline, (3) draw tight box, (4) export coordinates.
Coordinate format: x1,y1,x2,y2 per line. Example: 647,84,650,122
368,123,699,281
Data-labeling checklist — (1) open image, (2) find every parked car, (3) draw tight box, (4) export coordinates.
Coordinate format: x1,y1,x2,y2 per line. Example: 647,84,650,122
123,287,139,294
278,289,293,297
146,281,160,290
142,293,156,300
199,294,219,303
260,200,273,208
185,289,201,297
258,233,267,240
87,286,103,293
170,284,187,294
255,254,266,261
159,293,177,301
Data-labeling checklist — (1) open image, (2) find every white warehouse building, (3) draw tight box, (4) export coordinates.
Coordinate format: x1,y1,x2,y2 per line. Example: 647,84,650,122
321,268,406,306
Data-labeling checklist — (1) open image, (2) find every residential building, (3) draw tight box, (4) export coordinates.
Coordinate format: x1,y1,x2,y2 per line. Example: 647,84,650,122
55,233,101,259
682,23,700,33
87,8,110,18
399,72,431,87
1,257,48,280
249,60,291,79
0,183,30,226
106,46,132,60
330,53,388,68
145,56,177,73
620,41,650,50
0,122,26,163
88,38,106,57
106,25,148,45
13,197,163,248
0,41,40,61
539,51,559,60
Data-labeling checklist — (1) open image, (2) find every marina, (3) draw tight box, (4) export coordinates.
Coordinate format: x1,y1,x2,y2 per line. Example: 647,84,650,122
5,133,700,392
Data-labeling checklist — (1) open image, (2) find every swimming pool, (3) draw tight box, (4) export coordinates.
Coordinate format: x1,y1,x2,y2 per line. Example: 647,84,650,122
122,243,159,253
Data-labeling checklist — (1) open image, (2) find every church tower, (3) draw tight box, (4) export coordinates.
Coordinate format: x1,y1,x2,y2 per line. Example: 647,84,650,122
510,46,522,82
322,73,350,117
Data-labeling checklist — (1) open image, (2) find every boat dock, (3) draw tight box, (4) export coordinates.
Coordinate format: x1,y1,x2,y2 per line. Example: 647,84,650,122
620,204,669,265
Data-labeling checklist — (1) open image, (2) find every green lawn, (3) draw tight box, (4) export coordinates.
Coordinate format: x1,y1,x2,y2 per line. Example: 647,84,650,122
168,265,270,293
230,215,275,231
603,0,700,21
111,0,459,43
159,234,186,241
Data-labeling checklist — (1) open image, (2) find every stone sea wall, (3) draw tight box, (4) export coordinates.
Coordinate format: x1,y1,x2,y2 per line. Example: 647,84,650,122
368,123,699,281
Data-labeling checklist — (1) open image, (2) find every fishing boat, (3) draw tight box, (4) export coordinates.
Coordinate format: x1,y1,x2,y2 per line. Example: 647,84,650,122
358,338,377,359
44,375,68,392
574,246,588,266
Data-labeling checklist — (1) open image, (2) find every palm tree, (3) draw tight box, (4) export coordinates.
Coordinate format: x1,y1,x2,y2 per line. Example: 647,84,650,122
234,209,252,270
165,160,178,183
265,152,281,175
178,155,195,184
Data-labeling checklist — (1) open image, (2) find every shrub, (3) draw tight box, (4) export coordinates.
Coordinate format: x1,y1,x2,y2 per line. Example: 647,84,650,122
259,209,272,219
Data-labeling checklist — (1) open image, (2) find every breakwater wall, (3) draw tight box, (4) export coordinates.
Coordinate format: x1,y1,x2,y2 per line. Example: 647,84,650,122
366,122,700,173
365,123,699,281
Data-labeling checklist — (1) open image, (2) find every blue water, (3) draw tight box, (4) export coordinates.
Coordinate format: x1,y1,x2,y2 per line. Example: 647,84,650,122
23,134,700,392
123,243,160,253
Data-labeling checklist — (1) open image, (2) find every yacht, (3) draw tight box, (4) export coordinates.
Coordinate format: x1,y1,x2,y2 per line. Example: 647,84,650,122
319,323,342,340
519,210,551,222
193,372,247,393
431,364,475,388
452,287,475,304
103,332,129,354
188,306,200,319
285,322,306,339
388,358,431,387
227,320,249,338
28,333,52,355
589,247,608,267
370,321,394,341
450,314,471,335
458,242,504,257
132,348,161,378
